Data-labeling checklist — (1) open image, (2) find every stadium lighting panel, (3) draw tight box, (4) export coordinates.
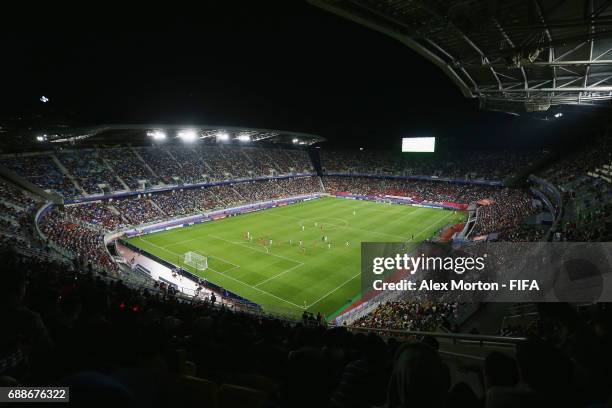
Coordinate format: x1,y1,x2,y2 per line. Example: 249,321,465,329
402,137,435,153
177,129,198,142
237,134,250,142
147,130,166,140
216,131,230,141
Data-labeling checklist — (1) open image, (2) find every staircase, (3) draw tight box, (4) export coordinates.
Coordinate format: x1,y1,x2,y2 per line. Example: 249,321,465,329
149,198,166,216
130,146,161,181
101,158,130,191
307,149,324,176
50,154,86,195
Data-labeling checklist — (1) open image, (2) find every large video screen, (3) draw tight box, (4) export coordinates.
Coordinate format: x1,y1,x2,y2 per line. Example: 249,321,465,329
402,137,436,152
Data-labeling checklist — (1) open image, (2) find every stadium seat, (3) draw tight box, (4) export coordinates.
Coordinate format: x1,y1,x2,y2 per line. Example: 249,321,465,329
234,373,278,395
173,375,218,408
218,384,267,408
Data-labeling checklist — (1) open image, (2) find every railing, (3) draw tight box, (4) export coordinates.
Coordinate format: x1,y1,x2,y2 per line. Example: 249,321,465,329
346,326,527,347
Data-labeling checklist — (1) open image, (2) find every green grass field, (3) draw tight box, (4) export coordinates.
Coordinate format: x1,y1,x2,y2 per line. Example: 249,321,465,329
127,197,464,318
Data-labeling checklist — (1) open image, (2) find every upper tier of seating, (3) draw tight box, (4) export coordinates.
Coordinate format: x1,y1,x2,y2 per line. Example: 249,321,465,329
321,149,543,180
0,145,314,198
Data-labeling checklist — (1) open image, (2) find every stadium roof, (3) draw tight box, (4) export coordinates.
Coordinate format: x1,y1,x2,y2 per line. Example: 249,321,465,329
309,0,612,114
1,124,325,150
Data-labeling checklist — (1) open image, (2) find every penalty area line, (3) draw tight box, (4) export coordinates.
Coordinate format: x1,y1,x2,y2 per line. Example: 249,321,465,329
306,272,361,309
137,237,304,309
254,263,304,288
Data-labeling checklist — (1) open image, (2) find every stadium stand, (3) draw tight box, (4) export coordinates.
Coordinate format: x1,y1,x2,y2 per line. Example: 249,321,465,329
99,148,161,190
2,246,611,407
536,130,612,241
1,140,611,406
0,145,315,198
39,207,119,274
0,178,39,247
321,150,543,180
0,154,81,197
323,176,501,203
56,149,125,194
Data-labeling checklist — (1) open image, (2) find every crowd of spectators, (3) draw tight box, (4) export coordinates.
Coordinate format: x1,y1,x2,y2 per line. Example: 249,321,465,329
321,177,544,242
2,247,611,407
0,154,80,197
165,145,208,183
46,177,324,233
0,178,40,246
472,189,539,238
39,207,117,273
135,147,185,185
57,150,125,194
111,196,165,226
62,202,129,232
322,176,501,204
0,178,38,210
99,148,161,190
353,300,458,332
321,149,542,180
3,144,612,406
152,188,217,217
1,144,315,198
536,131,612,242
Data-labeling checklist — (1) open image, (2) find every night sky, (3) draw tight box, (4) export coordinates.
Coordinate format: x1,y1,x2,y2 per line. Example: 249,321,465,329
0,1,598,149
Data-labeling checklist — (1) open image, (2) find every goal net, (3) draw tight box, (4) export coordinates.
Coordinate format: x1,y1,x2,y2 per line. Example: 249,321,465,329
181,251,208,271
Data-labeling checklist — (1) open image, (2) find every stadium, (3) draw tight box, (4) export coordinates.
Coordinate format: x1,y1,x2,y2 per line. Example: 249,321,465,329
1,1,612,407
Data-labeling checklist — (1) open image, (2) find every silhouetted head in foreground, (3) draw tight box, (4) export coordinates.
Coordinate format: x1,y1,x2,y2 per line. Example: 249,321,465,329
387,342,450,408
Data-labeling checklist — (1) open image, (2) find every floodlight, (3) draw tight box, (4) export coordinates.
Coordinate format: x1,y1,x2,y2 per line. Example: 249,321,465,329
216,131,230,141
292,138,299,144
40,96,49,103
36,135,47,142
147,130,166,140
178,129,197,142
237,134,250,142
554,112,563,118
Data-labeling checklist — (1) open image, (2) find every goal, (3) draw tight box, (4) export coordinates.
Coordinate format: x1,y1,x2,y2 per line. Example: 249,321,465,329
181,251,208,271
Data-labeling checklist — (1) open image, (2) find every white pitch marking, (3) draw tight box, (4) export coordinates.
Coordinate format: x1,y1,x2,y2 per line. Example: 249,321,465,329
254,263,304,287
137,237,304,309
306,273,361,309
208,234,304,265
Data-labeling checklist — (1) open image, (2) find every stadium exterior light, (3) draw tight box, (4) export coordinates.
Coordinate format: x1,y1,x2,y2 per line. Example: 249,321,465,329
147,130,166,140
237,134,250,142
178,129,198,142
216,131,230,141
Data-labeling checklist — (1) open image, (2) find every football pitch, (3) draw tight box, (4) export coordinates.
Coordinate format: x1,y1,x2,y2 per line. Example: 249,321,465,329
127,196,465,318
